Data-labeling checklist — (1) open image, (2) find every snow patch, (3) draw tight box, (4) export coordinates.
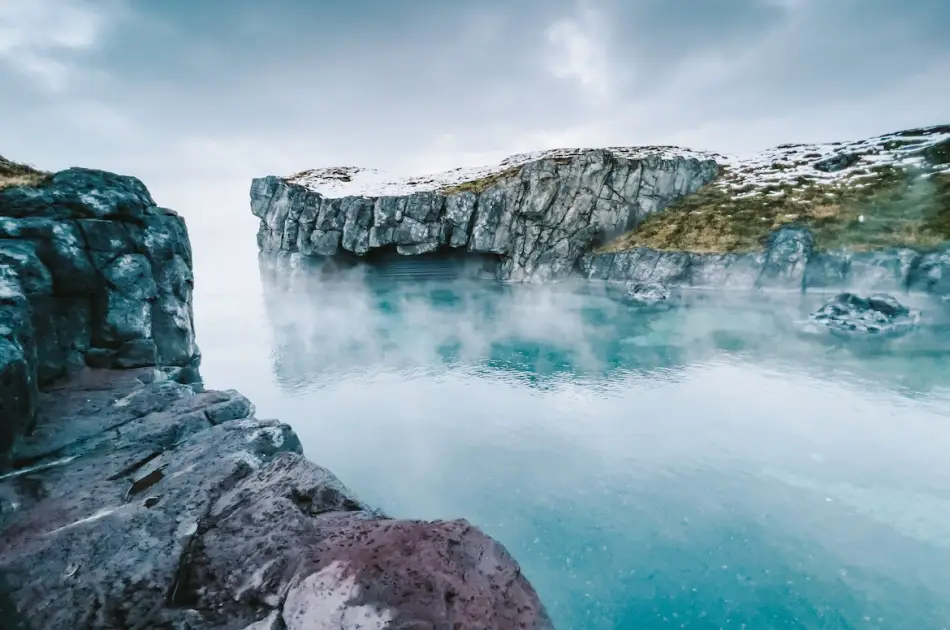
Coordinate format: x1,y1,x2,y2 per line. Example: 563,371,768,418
281,126,949,200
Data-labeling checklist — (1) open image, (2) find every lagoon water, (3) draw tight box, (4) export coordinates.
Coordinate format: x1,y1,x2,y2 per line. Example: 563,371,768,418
194,249,950,630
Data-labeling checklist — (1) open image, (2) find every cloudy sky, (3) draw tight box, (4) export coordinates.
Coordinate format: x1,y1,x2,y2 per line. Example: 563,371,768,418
1,0,948,238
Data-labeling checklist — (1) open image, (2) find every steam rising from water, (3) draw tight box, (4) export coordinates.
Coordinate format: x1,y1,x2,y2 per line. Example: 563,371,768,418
257,252,950,398
195,252,950,629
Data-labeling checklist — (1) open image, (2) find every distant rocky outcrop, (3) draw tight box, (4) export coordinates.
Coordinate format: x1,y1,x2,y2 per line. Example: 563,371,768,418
0,163,553,629
580,225,950,298
251,151,719,282
252,125,950,292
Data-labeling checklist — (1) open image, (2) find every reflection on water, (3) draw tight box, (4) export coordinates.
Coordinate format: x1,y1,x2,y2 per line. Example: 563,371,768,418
202,252,950,629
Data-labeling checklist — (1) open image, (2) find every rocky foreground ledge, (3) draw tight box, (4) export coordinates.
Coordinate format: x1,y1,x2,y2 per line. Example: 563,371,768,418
0,162,552,629
0,368,551,629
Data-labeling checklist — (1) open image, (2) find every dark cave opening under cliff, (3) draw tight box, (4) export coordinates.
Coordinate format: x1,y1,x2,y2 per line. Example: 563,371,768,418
357,245,501,281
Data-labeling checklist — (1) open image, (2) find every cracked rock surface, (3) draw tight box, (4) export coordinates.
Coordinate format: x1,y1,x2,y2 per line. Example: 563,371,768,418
0,167,199,458
251,152,718,282
1,165,552,628
0,369,553,629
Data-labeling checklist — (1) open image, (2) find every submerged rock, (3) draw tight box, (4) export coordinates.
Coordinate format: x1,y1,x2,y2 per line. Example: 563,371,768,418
809,292,920,335
619,281,671,306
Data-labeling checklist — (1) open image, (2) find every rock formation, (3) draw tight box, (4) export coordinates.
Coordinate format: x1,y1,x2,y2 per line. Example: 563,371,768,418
0,165,552,629
808,292,920,335
0,167,198,459
252,125,950,293
580,225,950,297
251,151,719,282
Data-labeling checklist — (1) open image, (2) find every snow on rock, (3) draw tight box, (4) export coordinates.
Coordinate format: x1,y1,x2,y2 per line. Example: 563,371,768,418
253,125,949,283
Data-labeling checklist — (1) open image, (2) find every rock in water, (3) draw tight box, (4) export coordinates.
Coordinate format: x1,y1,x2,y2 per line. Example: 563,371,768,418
621,281,671,305
809,292,920,335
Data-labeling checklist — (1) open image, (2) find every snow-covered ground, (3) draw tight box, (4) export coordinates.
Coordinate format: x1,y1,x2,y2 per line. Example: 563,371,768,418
284,125,949,198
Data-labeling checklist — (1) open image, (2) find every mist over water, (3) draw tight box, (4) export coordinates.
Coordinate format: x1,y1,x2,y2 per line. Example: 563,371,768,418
195,250,950,630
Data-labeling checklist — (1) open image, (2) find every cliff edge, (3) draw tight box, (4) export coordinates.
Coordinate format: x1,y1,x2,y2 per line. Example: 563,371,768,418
251,148,719,282
0,159,552,629
250,125,949,291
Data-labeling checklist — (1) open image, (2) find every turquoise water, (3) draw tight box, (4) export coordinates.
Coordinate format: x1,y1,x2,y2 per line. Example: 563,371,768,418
196,254,950,630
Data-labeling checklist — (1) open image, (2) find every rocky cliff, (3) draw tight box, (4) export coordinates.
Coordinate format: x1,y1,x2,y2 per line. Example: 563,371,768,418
252,125,950,291
0,161,552,629
580,225,950,297
251,150,719,281
0,166,198,459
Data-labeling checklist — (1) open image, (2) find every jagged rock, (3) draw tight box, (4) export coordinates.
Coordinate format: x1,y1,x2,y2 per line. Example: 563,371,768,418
756,225,814,290
0,369,554,630
252,152,719,281
580,225,950,299
613,281,671,306
908,248,950,295
1,162,554,629
0,168,199,458
809,293,920,335
0,168,155,221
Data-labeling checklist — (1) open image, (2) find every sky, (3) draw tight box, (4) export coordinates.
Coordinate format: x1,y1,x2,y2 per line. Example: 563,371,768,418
1,0,949,242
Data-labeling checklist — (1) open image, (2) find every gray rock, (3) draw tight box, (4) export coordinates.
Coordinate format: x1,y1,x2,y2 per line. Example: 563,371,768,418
908,247,950,296
809,292,920,335
443,192,477,247
1,167,199,456
0,369,554,630
0,241,52,295
99,291,151,344
849,248,920,293
114,338,159,369
614,281,671,306
803,250,852,290
756,225,814,290
0,168,155,221
102,253,157,300
253,152,719,282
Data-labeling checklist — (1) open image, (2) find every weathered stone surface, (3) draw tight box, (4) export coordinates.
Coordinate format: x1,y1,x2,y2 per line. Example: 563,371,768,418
808,293,920,335
0,369,554,630
0,168,199,460
756,225,814,290
908,248,950,295
2,162,553,629
0,168,155,221
581,227,950,298
251,152,719,282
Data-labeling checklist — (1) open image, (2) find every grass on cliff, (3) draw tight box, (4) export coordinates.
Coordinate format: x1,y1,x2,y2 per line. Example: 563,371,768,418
600,165,950,254
0,155,50,190
440,165,524,195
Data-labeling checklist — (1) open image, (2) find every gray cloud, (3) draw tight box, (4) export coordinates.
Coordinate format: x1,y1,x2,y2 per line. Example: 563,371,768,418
1,0,948,222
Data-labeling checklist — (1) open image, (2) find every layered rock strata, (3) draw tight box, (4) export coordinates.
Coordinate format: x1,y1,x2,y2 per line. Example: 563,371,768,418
251,153,719,282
